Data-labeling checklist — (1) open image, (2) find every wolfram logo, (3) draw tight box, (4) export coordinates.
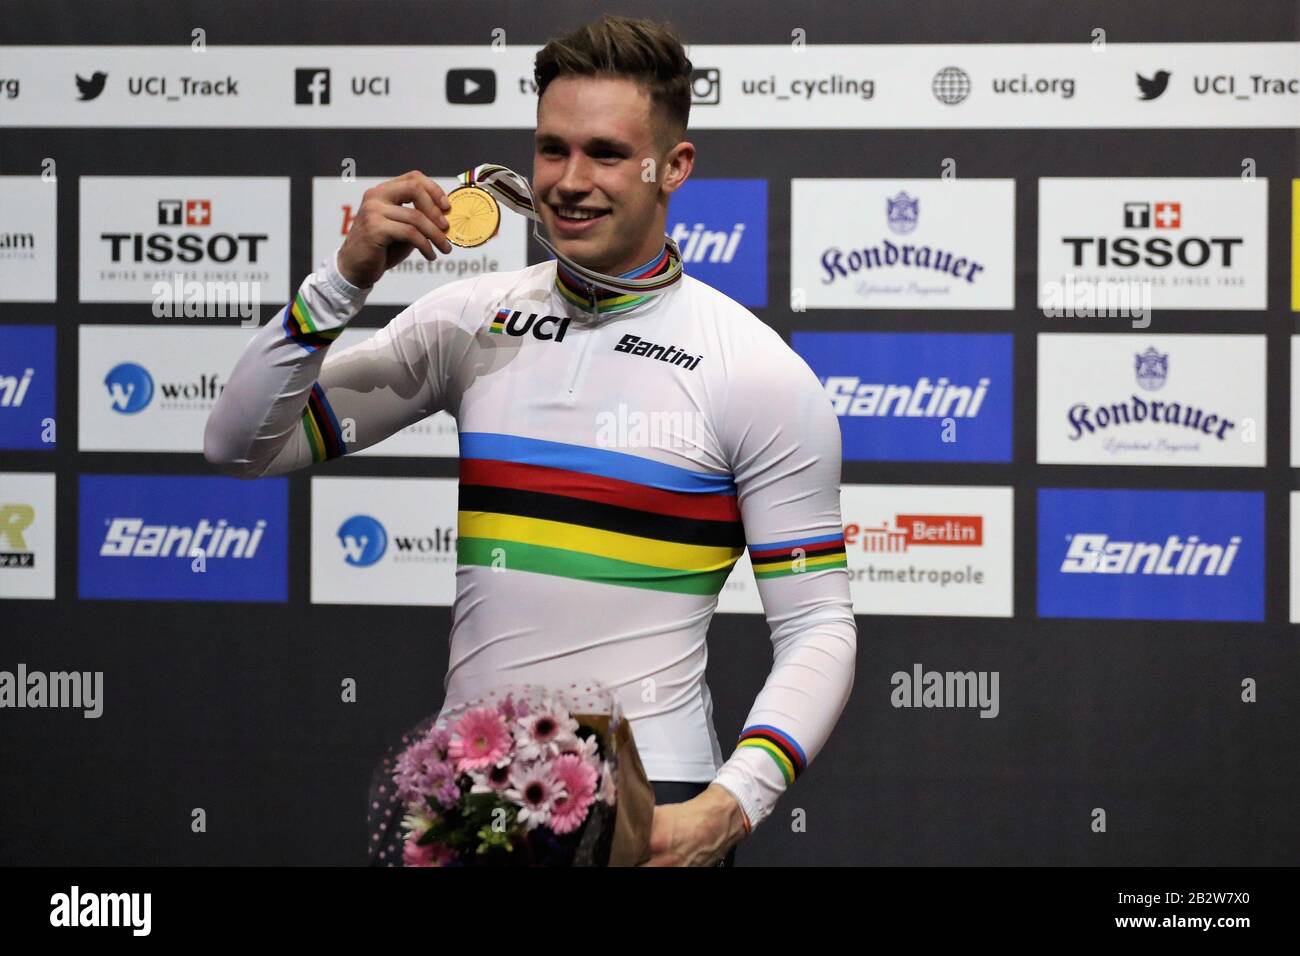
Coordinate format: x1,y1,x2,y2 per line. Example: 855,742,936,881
1134,347,1168,391
103,363,154,414
337,514,388,567
99,517,267,558
886,192,919,235
1060,532,1241,576
824,375,990,418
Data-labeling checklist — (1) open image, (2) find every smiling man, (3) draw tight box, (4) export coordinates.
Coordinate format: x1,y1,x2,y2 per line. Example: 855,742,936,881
204,14,856,867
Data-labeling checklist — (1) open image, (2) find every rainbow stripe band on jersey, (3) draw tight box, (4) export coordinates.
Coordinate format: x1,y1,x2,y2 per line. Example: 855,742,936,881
748,532,848,579
282,292,342,352
301,382,346,462
735,725,807,785
489,308,509,334
456,431,745,594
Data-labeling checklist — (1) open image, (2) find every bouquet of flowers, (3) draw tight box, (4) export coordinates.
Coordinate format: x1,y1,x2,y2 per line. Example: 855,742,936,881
368,682,653,867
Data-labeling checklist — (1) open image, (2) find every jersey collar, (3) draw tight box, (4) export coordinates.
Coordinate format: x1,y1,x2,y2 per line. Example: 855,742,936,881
552,241,681,317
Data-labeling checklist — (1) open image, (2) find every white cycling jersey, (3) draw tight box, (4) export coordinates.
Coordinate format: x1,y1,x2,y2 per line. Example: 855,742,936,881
204,241,857,830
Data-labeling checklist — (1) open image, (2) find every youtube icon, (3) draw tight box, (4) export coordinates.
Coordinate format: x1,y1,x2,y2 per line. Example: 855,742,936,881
446,68,496,104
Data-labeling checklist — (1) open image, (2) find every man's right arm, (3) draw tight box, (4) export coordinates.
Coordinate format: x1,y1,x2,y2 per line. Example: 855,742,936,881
203,249,457,478
204,169,460,478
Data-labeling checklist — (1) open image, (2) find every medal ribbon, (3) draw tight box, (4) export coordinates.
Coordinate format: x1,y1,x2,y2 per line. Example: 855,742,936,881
456,163,684,304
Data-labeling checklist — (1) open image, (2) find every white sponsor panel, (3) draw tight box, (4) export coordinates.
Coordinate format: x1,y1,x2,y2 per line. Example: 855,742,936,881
0,471,56,599
1292,492,1300,624
1038,177,1268,311
78,326,253,452
840,484,1013,616
0,176,56,302
791,178,1014,309
718,484,1013,617
1037,333,1265,467
312,177,528,306
79,176,289,305
310,477,458,606
2,45,1298,128
332,326,459,457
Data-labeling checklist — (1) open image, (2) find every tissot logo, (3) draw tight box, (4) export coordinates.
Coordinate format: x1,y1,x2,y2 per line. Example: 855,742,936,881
76,71,107,101
100,197,267,264
446,68,495,104
158,198,211,227
1123,201,1180,229
1136,70,1170,100
1062,198,1242,269
295,68,331,105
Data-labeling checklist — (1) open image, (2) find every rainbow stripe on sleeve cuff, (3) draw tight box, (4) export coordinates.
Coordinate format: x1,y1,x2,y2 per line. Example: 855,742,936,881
735,725,807,785
300,382,346,462
748,532,847,579
282,292,343,352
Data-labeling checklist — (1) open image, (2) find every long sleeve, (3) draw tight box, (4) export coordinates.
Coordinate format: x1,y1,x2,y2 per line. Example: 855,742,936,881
204,249,463,478
708,327,858,831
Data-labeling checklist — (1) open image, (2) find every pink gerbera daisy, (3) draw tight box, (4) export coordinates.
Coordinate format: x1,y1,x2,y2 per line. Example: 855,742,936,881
448,707,512,772
505,762,562,831
514,698,579,761
548,753,598,834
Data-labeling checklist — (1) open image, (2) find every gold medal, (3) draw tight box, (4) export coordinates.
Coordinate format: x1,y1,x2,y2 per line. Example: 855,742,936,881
444,184,500,248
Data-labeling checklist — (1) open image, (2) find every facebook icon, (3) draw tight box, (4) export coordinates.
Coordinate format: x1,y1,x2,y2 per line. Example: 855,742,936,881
295,68,331,105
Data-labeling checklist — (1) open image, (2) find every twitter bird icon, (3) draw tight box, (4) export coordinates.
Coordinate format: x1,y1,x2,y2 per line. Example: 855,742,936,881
76,72,108,101
1136,70,1170,101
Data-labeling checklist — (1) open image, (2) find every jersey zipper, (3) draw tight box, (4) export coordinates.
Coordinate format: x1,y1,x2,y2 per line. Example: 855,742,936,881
566,284,600,394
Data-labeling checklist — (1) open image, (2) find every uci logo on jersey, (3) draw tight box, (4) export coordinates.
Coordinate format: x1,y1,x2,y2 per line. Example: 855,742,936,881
488,308,571,342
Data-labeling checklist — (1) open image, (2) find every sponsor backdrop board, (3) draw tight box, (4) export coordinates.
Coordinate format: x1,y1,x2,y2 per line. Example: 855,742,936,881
1,2,1297,869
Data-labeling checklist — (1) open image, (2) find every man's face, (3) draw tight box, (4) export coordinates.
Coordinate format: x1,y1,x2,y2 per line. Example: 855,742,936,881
533,74,676,275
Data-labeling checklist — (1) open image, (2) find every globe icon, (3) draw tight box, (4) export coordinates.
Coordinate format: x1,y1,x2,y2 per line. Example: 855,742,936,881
933,67,971,105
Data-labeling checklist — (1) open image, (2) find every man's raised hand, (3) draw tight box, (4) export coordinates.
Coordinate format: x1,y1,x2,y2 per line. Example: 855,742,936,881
336,170,455,289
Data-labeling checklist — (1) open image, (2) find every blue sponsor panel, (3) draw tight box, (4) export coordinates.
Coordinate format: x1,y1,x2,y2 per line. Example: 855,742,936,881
792,331,1013,462
667,179,766,307
78,474,288,602
0,324,56,449
1037,488,1263,622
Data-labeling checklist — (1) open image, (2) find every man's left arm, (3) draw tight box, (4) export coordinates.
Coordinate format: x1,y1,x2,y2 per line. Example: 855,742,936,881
708,329,858,836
